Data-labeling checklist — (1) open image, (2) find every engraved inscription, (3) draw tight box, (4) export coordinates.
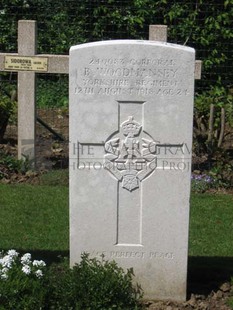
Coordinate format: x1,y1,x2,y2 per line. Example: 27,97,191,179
75,56,190,97
89,57,176,66
92,250,174,260
104,116,157,191
150,252,174,259
110,251,145,259
92,67,178,78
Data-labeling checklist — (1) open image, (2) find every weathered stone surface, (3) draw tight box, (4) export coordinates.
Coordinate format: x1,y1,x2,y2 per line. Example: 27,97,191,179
69,40,195,301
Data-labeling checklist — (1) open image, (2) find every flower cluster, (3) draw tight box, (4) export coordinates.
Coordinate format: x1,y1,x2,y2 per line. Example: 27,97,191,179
191,173,215,193
0,250,46,280
191,174,213,183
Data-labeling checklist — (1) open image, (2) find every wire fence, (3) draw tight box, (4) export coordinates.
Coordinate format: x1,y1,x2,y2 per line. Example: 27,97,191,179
1,1,232,85
0,1,232,173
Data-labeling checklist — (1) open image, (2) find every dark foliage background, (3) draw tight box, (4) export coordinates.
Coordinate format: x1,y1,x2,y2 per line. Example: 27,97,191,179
0,0,232,90
0,0,232,184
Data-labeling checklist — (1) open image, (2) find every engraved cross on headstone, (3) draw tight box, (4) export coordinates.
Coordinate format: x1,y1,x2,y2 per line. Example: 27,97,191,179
73,100,184,246
104,101,156,245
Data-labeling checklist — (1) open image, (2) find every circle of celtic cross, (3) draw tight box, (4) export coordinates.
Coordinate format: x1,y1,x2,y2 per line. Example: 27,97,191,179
104,116,157,191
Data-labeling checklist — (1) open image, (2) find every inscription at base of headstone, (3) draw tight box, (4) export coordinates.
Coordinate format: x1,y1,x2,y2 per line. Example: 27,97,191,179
69,40,195,301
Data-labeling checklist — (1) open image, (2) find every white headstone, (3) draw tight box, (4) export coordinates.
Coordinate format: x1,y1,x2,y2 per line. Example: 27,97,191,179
69,40,195,301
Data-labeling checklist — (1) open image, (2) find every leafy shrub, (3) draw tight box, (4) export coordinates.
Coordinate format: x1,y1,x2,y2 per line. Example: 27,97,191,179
0,250,47,310
37,76,68,108
191,173,215,193
208,150,233,188
0,151,30,179
0,84,17,142
46,253,143,310
0,251,143,310
191,160,233,192
193,84,233,154
44,258,76,310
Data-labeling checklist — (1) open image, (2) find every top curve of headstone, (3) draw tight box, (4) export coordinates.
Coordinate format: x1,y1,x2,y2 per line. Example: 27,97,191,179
70,40,195,54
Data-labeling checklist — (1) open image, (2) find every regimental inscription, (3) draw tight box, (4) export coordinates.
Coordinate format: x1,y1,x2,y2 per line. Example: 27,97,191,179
75,57,189,97
104,116,157,191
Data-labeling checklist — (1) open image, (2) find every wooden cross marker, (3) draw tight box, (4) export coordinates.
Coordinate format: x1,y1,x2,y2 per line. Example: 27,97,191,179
0,20,68,165
0,22,201,168
149,25,202,79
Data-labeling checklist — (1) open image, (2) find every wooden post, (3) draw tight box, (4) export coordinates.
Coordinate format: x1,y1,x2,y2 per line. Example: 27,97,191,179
149,25,167,42
149,24,202,80
0,20,69,166
18,20,37,163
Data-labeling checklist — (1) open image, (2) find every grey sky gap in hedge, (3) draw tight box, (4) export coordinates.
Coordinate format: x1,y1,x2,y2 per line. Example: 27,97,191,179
69,40,195,301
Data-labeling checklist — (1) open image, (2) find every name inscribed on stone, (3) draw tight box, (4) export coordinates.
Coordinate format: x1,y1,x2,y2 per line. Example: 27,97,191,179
76,57,188,97
4,56,48,72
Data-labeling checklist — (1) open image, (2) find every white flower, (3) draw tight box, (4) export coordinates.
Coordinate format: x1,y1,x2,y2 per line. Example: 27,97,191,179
35,269,43,278
1,267,9,274
0,267,9,280
21,253,31,265
32,260,46,267
22,265,31,275
1,255,14,268
1,273,8,280
7,250,19,258
0,251,47,280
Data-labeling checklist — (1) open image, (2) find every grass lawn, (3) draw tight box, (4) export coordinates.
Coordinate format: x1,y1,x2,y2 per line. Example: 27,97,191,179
0,179,232,258
0,183,69,263
0,179,232,295
188,193,233,294
189,193,233,257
